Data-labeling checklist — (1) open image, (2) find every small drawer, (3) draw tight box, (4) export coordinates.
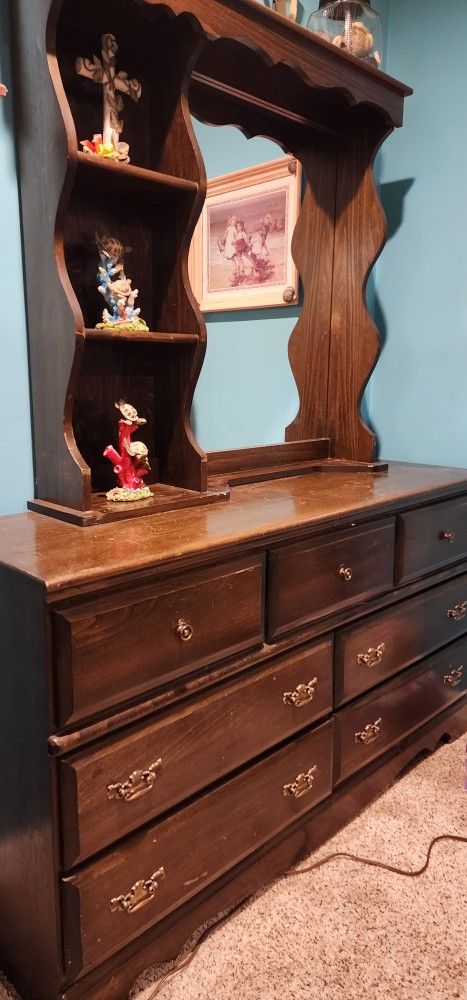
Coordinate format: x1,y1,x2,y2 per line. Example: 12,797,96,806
335,572,467,706
396,495,467,586
53,557,264,726
62,720,333,979
335,638,467,783
59,639,333,867
267,519,395,640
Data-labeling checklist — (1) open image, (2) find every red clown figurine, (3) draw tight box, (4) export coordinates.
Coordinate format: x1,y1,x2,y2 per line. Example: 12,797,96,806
103,400,152,501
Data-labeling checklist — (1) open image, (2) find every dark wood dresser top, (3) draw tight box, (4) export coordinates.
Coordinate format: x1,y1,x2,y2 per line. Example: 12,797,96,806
1,463,467,595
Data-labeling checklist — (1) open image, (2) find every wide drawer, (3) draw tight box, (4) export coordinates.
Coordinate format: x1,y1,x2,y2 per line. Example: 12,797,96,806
62,720,333,978
59,639,333,868
396,495,467,586
335,572,467,707
335,638,467,783
53,556,264,725
268,519,395,640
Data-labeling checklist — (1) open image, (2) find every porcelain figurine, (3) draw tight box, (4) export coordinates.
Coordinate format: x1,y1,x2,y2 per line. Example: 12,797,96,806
95,233,149,332
76,34,141,163
103,401,152,502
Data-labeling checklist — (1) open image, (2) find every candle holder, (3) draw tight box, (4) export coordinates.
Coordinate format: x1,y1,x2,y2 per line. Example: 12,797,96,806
307,1,383,69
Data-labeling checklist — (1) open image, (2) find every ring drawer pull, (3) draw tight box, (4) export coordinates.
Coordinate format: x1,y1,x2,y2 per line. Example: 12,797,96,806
107,758,162,802
110,867,165,914
338,564,353,582
283,765,317,799
283,678,318,707
443,665,464,687
447,601,467,622
439,530,456,544
357,643,386,668
176,619,193,642
354,717,382,746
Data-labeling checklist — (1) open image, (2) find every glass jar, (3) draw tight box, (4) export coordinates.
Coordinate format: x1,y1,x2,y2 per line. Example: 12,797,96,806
307,1,383,70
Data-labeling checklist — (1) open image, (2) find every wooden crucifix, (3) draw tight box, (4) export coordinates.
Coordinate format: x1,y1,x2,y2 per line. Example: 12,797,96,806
75,34,142,162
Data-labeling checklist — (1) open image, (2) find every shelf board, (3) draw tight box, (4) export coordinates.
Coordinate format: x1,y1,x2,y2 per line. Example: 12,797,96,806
75,151,199,197
28,482,230,526
84,328,199,345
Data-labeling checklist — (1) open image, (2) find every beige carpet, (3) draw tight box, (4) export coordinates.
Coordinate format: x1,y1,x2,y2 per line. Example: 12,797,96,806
1,736,466,1000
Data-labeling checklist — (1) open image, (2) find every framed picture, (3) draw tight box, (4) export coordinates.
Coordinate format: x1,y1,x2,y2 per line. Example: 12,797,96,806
189,156,302,313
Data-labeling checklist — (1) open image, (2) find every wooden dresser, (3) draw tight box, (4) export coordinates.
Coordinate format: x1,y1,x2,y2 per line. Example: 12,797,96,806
0,464,466,999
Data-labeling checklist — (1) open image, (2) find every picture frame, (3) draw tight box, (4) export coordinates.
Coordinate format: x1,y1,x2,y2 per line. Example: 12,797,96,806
188,156,302,313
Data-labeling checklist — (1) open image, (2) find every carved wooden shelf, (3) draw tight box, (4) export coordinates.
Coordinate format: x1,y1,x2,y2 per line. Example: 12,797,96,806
12,0,412,525
84,329,199,344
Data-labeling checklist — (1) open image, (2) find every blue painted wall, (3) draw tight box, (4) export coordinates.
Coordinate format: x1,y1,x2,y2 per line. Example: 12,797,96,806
0,0,34,514
3,0,465,516
368,0,467,468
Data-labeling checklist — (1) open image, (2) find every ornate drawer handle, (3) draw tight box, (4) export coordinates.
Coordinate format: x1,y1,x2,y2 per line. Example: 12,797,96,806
107,758,162,802
354,717,382,746
439,530,456,543
338,564,353,582
176,619,193,642
447,602,467,622
283,678,318,708
443,665,464,687
357,642,386,668
110,867,165,914
283,765,317,799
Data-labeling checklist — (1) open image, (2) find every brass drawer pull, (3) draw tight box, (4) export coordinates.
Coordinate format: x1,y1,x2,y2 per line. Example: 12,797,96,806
283,678,318,707
439,530,456,543
110,867,165,914
338,564,353,582
176,619,193,642
447,601,467,622
107,758,162,802
443,665,464,687
283,765,317,799
357,642,386,668
354,717,382,746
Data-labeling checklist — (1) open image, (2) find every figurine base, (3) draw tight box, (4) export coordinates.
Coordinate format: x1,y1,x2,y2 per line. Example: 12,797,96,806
106,486,152,502
96,319,150,333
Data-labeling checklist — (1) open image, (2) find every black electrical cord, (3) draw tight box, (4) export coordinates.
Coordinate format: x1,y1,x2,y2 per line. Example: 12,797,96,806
143,834,467,999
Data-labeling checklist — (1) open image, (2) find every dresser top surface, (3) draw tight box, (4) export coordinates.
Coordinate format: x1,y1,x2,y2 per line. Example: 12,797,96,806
1,462,467,594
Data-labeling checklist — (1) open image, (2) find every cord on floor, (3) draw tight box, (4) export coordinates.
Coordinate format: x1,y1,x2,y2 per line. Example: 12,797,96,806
142,833,467,1000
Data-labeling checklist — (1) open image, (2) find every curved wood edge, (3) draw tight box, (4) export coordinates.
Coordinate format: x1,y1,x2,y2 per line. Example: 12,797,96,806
146,0,410,128
326,113,391,462
59,700,465,999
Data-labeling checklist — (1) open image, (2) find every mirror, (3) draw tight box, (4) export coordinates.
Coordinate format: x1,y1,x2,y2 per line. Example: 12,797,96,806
190,120,301,453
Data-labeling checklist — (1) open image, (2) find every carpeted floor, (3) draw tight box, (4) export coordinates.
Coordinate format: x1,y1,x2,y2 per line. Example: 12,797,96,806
1,735,466,1000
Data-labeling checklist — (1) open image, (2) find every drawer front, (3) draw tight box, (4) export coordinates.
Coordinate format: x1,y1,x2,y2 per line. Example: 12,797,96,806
335,638,467,783
335,572,467,707
396,495,467,586
268,520,395,640
53,557,264,725
62,720,333,978
59,639,333,867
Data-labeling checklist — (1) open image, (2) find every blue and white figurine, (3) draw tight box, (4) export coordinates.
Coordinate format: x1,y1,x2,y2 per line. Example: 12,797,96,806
95,234,149,333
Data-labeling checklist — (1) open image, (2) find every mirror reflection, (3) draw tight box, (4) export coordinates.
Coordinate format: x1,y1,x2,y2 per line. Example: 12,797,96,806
190,121,301,453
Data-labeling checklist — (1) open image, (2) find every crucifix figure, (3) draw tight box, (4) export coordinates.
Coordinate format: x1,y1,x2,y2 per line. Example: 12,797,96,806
75,34,142,163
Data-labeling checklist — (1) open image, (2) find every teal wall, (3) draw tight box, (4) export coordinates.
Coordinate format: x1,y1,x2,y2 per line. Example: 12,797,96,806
0,0,34,514
368,0,467,468
3,0,465,516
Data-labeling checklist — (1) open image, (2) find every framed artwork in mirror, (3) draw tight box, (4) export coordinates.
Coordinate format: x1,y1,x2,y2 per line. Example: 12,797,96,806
189,156,302,312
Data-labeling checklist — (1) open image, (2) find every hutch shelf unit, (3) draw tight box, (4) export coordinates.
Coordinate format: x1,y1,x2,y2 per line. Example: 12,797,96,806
14,0,412,525
2,2,466,1000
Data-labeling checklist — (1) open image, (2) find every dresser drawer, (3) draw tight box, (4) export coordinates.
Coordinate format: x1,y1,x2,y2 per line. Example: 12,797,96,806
53,557,264,726
335,572,467,706
396,495,467,586
335,638,467,783
59,639,333,867
267,519,395,640
62,720,333,978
